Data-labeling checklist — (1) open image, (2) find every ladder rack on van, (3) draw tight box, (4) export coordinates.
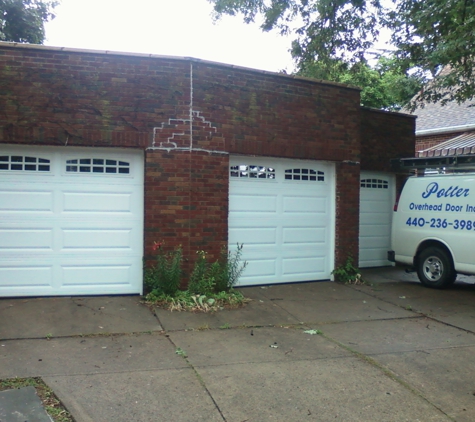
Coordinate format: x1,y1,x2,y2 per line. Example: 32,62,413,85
391,154,475,173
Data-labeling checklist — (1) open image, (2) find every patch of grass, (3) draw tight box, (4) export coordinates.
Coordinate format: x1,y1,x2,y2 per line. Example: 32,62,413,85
219,323,231,329
0,377,73,422
145,289,250,312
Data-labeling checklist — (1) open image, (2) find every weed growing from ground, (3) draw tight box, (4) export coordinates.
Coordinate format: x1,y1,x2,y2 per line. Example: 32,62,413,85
332,256,366,285
145,243,249,312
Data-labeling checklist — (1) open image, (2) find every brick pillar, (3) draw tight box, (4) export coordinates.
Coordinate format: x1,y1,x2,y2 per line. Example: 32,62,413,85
335,161,360,268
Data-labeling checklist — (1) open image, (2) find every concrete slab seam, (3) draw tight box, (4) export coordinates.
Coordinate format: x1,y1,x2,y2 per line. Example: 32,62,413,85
348,285,475,335
163,332,227,421
316,329,457,421
0,330,166,342
362,343,475,357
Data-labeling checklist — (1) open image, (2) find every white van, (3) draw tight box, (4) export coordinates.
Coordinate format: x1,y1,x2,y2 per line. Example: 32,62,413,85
389,172,475,288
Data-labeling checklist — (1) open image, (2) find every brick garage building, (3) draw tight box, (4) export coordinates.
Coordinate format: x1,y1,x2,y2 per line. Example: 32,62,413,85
0,42,415,296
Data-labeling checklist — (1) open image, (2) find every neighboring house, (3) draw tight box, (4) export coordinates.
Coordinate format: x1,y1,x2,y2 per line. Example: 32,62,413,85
0,42,415,297
415,96,475,157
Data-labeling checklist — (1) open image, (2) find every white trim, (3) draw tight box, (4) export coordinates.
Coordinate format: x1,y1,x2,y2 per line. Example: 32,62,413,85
416,124,475,136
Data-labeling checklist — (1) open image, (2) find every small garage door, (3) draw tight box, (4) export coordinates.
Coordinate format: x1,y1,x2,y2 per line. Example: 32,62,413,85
229,157,335,286
359,171,395,267
0,145,144,297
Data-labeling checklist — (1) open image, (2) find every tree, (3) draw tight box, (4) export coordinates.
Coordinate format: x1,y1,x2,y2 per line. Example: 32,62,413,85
298,56,422,110
0,0,58,44
208,0,475,108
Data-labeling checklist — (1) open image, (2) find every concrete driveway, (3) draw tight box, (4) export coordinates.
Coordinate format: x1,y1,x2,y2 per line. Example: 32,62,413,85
1,267,475,421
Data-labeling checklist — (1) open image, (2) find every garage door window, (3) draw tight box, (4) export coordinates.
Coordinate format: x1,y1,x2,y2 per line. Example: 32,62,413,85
360,178,388,189
285,168,324,181
0,155,50,172
66,158,130,174
230,164,276,179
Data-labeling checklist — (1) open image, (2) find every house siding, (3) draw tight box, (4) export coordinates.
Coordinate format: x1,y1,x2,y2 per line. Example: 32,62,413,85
0,43,414,280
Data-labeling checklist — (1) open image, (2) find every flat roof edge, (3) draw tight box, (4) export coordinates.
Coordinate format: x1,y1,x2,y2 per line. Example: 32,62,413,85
361,106,417,118
0,41,360,91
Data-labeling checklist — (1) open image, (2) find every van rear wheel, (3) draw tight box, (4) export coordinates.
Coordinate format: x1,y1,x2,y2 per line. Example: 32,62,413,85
417,247,456,289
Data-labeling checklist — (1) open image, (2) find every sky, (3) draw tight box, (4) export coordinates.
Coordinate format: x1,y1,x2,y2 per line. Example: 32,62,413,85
44,0,295,73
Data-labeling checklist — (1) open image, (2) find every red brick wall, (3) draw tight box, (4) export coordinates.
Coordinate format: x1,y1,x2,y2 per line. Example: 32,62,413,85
360,108,416,171
335,162,360,263
416,132,462,153
144,150,228,277
0,43,414,279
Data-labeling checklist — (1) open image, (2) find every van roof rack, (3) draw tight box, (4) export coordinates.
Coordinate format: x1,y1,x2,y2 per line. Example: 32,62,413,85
391,154,475,172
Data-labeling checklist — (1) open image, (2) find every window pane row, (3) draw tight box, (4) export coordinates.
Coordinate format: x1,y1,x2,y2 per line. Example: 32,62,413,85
0,155,50,172
360,179,389,189
66,158,130,174
230,165,276,179
285,168,324,182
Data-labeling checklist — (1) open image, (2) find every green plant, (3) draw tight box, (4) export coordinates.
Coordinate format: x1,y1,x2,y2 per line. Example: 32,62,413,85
175,347,187,358
188,251,216,295
332,256,364,284
144,242,250,312
145,242,182,296
188,244,248,295
221,243,248,291
145,289,249,312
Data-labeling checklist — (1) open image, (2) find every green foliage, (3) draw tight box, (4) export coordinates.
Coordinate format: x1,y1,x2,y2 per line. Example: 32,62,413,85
145,289,249,312
298,56,422,110
145,243,248,311
188,250,215,295
188,244,248,295
144,244,182,296
209,0,475,107
0,0,58,44
331,256,364,284
175,347,187,358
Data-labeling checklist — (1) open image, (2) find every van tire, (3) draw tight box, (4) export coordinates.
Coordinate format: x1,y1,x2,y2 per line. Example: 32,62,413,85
417,247,456,289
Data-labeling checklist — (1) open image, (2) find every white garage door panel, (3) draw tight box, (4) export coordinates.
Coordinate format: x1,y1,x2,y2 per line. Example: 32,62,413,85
62,191,133,213
229,157,335,286
62,264,132,286
229,227,277,245
0,145,144,297
0,190,54,212
0,265,53,287
359,171,394,268
282,195,327,213
282,256,325,276
242,259,277,278
0,229,53,250
62,229,132,250
230,195,278,214
282,227,326,244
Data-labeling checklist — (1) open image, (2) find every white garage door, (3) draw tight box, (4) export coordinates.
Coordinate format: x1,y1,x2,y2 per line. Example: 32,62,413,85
0,145,144,297
229,157,335,286
359,171,395,268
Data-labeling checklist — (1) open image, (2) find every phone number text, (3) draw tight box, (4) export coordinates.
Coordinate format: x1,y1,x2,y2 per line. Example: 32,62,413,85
406,217,475,230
